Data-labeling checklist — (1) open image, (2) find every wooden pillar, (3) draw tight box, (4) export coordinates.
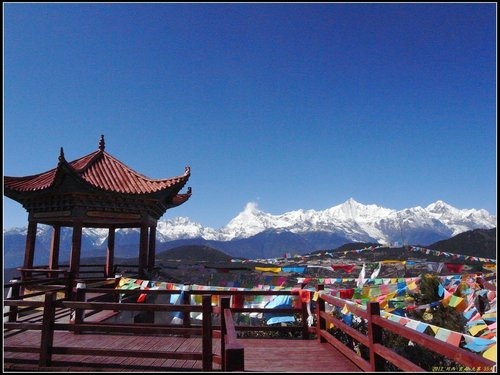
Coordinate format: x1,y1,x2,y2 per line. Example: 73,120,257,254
147,225,156,271
138,222,148,278
105,227,116,278
69,221,83,282
23,220,37,271
49,225,61,273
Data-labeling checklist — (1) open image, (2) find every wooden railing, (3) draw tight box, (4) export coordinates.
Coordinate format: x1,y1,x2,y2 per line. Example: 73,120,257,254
4,288,216,371
187,288,312,339
213,297,245,371
314,285,496,372
6,276,495,372
4,278,72,325
67,286,246,371
4,279,313,372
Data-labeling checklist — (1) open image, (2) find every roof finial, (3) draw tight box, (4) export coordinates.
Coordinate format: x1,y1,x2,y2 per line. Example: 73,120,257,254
59,147,65,162
99,134,105,151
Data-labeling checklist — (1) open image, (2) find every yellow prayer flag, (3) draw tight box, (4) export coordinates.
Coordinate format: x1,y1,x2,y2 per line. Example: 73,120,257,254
482,264,496,271
255,266,281,273
341,304,349,315
362,286,370,297
312,291,319,302
468,324,488,336
482,312,496,320
378,299,388,310
483,344,496,362
407,281,418,291
386,292,397,300
193,294,203,305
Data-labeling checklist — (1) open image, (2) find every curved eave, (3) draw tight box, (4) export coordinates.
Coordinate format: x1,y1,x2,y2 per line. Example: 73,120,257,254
167,189,193,209
3,150,102,198
4,169,59,202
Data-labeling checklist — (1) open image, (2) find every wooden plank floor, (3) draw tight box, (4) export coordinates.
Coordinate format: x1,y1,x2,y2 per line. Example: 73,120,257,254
3,330,362,372
3,330,219,372
241,338,362,372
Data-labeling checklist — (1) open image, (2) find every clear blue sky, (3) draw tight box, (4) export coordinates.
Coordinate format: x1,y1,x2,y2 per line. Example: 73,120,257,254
3,3,497,230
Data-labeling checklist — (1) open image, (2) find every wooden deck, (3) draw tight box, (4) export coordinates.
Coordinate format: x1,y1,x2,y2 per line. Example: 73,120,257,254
4,329,219,372
3,329,362,372
241,338,362,372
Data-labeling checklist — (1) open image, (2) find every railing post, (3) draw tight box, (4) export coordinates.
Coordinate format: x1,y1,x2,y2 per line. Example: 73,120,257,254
316,284,326,343
301,302,309,339
70,281,86,334
367,301,385,371
225,343,245,372
7,279,20,322
201,294,213,371
300,288,309,339
68,271,76,300
182,284,191,337
63,270,72,300
39,291,56,367
221,296,244,372
220,297,230,371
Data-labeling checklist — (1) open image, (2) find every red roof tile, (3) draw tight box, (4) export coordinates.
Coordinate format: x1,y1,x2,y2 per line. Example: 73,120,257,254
4,145,190,196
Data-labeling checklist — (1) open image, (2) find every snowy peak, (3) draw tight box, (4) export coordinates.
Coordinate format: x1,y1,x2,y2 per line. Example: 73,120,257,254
193,199,495,244
222,202,274,239
226,202,265,227
426,200,457,216
328,198,394,221
3,199,496,248
155,217,219,241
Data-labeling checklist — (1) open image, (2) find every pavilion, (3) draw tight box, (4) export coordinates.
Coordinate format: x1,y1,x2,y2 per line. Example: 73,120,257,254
4,135,192,280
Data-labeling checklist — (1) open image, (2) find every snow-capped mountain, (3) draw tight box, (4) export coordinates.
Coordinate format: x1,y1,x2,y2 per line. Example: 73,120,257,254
150,198,495,244
3,198,496,267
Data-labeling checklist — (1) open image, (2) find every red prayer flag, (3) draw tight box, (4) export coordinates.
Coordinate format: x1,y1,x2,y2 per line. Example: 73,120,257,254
332,264,356,273
231,294,244,308
298,289,310,303
339,289,355,299
444,263,464,273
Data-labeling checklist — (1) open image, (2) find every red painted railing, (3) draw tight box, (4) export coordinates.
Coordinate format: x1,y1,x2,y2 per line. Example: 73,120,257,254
314,284,496,372
4,277,496,372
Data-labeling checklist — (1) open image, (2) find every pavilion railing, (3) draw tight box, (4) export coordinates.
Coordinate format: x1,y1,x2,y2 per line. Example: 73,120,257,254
314,284,496,372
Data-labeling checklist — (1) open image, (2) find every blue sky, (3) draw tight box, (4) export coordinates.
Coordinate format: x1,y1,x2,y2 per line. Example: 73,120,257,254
3,3,497,230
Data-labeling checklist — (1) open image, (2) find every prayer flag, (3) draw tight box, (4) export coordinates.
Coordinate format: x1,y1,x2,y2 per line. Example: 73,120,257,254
483,343,496,361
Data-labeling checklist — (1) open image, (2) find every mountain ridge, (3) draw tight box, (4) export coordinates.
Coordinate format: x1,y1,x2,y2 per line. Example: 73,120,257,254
3,198,496,268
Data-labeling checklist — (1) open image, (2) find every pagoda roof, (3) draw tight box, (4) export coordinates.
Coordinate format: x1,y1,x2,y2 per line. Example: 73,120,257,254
4,136,191,202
